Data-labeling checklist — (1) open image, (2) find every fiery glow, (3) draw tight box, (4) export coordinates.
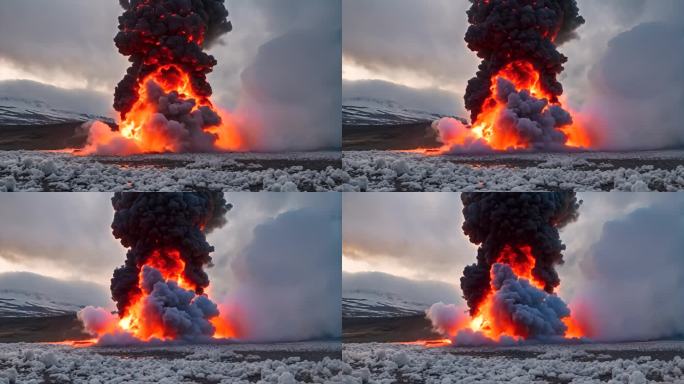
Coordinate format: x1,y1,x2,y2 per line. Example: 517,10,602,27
76,65,245,156
399,339,453,348
434,245,586,344
413,61,593,155
82,249,240,344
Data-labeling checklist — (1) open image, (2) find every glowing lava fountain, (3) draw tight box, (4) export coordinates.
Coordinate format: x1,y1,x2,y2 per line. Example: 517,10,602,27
420,0,593,154
78,0,244,156
77,192,240,344
427,193,588,345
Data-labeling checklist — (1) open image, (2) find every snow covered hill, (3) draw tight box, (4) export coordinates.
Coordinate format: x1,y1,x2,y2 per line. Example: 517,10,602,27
0,97,114,126
342,290,431,318
0,289,86,317
342,97,448,126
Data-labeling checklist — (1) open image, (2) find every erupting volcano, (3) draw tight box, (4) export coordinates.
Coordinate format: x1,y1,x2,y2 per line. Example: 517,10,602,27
426,0,593,154
77,192,240,344
79,0,244,155
427,192,587,345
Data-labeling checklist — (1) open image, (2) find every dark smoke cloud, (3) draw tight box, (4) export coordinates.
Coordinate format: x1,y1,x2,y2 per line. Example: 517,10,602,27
113,0,232,119
464,0,585,121
460,192,580,315
110,192,230,315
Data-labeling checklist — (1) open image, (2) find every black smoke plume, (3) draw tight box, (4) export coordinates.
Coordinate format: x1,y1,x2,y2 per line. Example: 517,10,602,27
110,192,231,315
464,0,585,122
113,0,232,119
460,192,580,315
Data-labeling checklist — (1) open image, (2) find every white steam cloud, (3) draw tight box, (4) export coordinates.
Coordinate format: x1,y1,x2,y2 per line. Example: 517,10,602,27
581,22,684,150
570,197,684,341
215,203,342,342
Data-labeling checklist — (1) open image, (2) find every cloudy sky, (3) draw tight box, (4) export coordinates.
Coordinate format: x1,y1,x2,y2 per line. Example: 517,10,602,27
343,193,684,339
0,0,342,150
343,1,684,149
0,193,341,319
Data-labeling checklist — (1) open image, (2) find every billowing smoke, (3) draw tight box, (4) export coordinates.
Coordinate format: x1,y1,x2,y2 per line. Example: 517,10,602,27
570,197,684,341
234,2,341,151
460,192,580,315
213,204,342,342
114,0,231,119
488,263,570,339
581,22,684,150
464,0,585,122
138,266,219,341
110,192,230,317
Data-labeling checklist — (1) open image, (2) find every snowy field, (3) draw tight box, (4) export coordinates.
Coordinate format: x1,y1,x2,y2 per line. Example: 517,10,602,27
0,151,343,192
342,150,684,192
344,341,684,384
0,342,351,383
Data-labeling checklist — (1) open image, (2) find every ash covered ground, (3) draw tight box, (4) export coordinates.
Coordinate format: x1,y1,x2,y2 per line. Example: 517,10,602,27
0,342,349,384
343,341,684,384
0,151,343,192
342,150,684,192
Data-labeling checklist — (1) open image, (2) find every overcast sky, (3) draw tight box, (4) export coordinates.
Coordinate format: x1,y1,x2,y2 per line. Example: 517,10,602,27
342,0,684,119
0,193,341,309
343,193,683,307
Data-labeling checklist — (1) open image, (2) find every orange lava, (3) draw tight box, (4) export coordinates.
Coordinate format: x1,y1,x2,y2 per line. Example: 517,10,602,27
413,60,593,155
47,339,99,348
77,65,244,156
399,339,453,348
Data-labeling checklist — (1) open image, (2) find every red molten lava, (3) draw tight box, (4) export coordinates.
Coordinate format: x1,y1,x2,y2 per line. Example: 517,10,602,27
412,61,593,155
78,65,244,155
443,245,587,343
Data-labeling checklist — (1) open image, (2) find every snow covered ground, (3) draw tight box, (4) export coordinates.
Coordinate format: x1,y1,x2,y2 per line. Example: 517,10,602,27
343,341,684,383
0,290,84,318
0,342,348,384
342,150,684,191
0,151,343,192
343,292,429,318
0,97,113,126
342,98,449,126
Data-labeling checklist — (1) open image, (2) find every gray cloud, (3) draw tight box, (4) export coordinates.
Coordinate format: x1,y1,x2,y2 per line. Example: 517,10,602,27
343,0,475,90
0,0,126,90
343,79,464,116
0,193,122,282
343,193,474,283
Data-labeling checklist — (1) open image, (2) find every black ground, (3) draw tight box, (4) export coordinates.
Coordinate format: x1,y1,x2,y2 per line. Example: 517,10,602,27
0,314,90,342
343,122,441,151
343,315,441,343
0,122,90,150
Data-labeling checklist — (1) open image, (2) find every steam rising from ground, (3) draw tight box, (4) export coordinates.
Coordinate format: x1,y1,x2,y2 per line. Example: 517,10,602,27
570,197,684,341
581,22,684,150
214,204,342,342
